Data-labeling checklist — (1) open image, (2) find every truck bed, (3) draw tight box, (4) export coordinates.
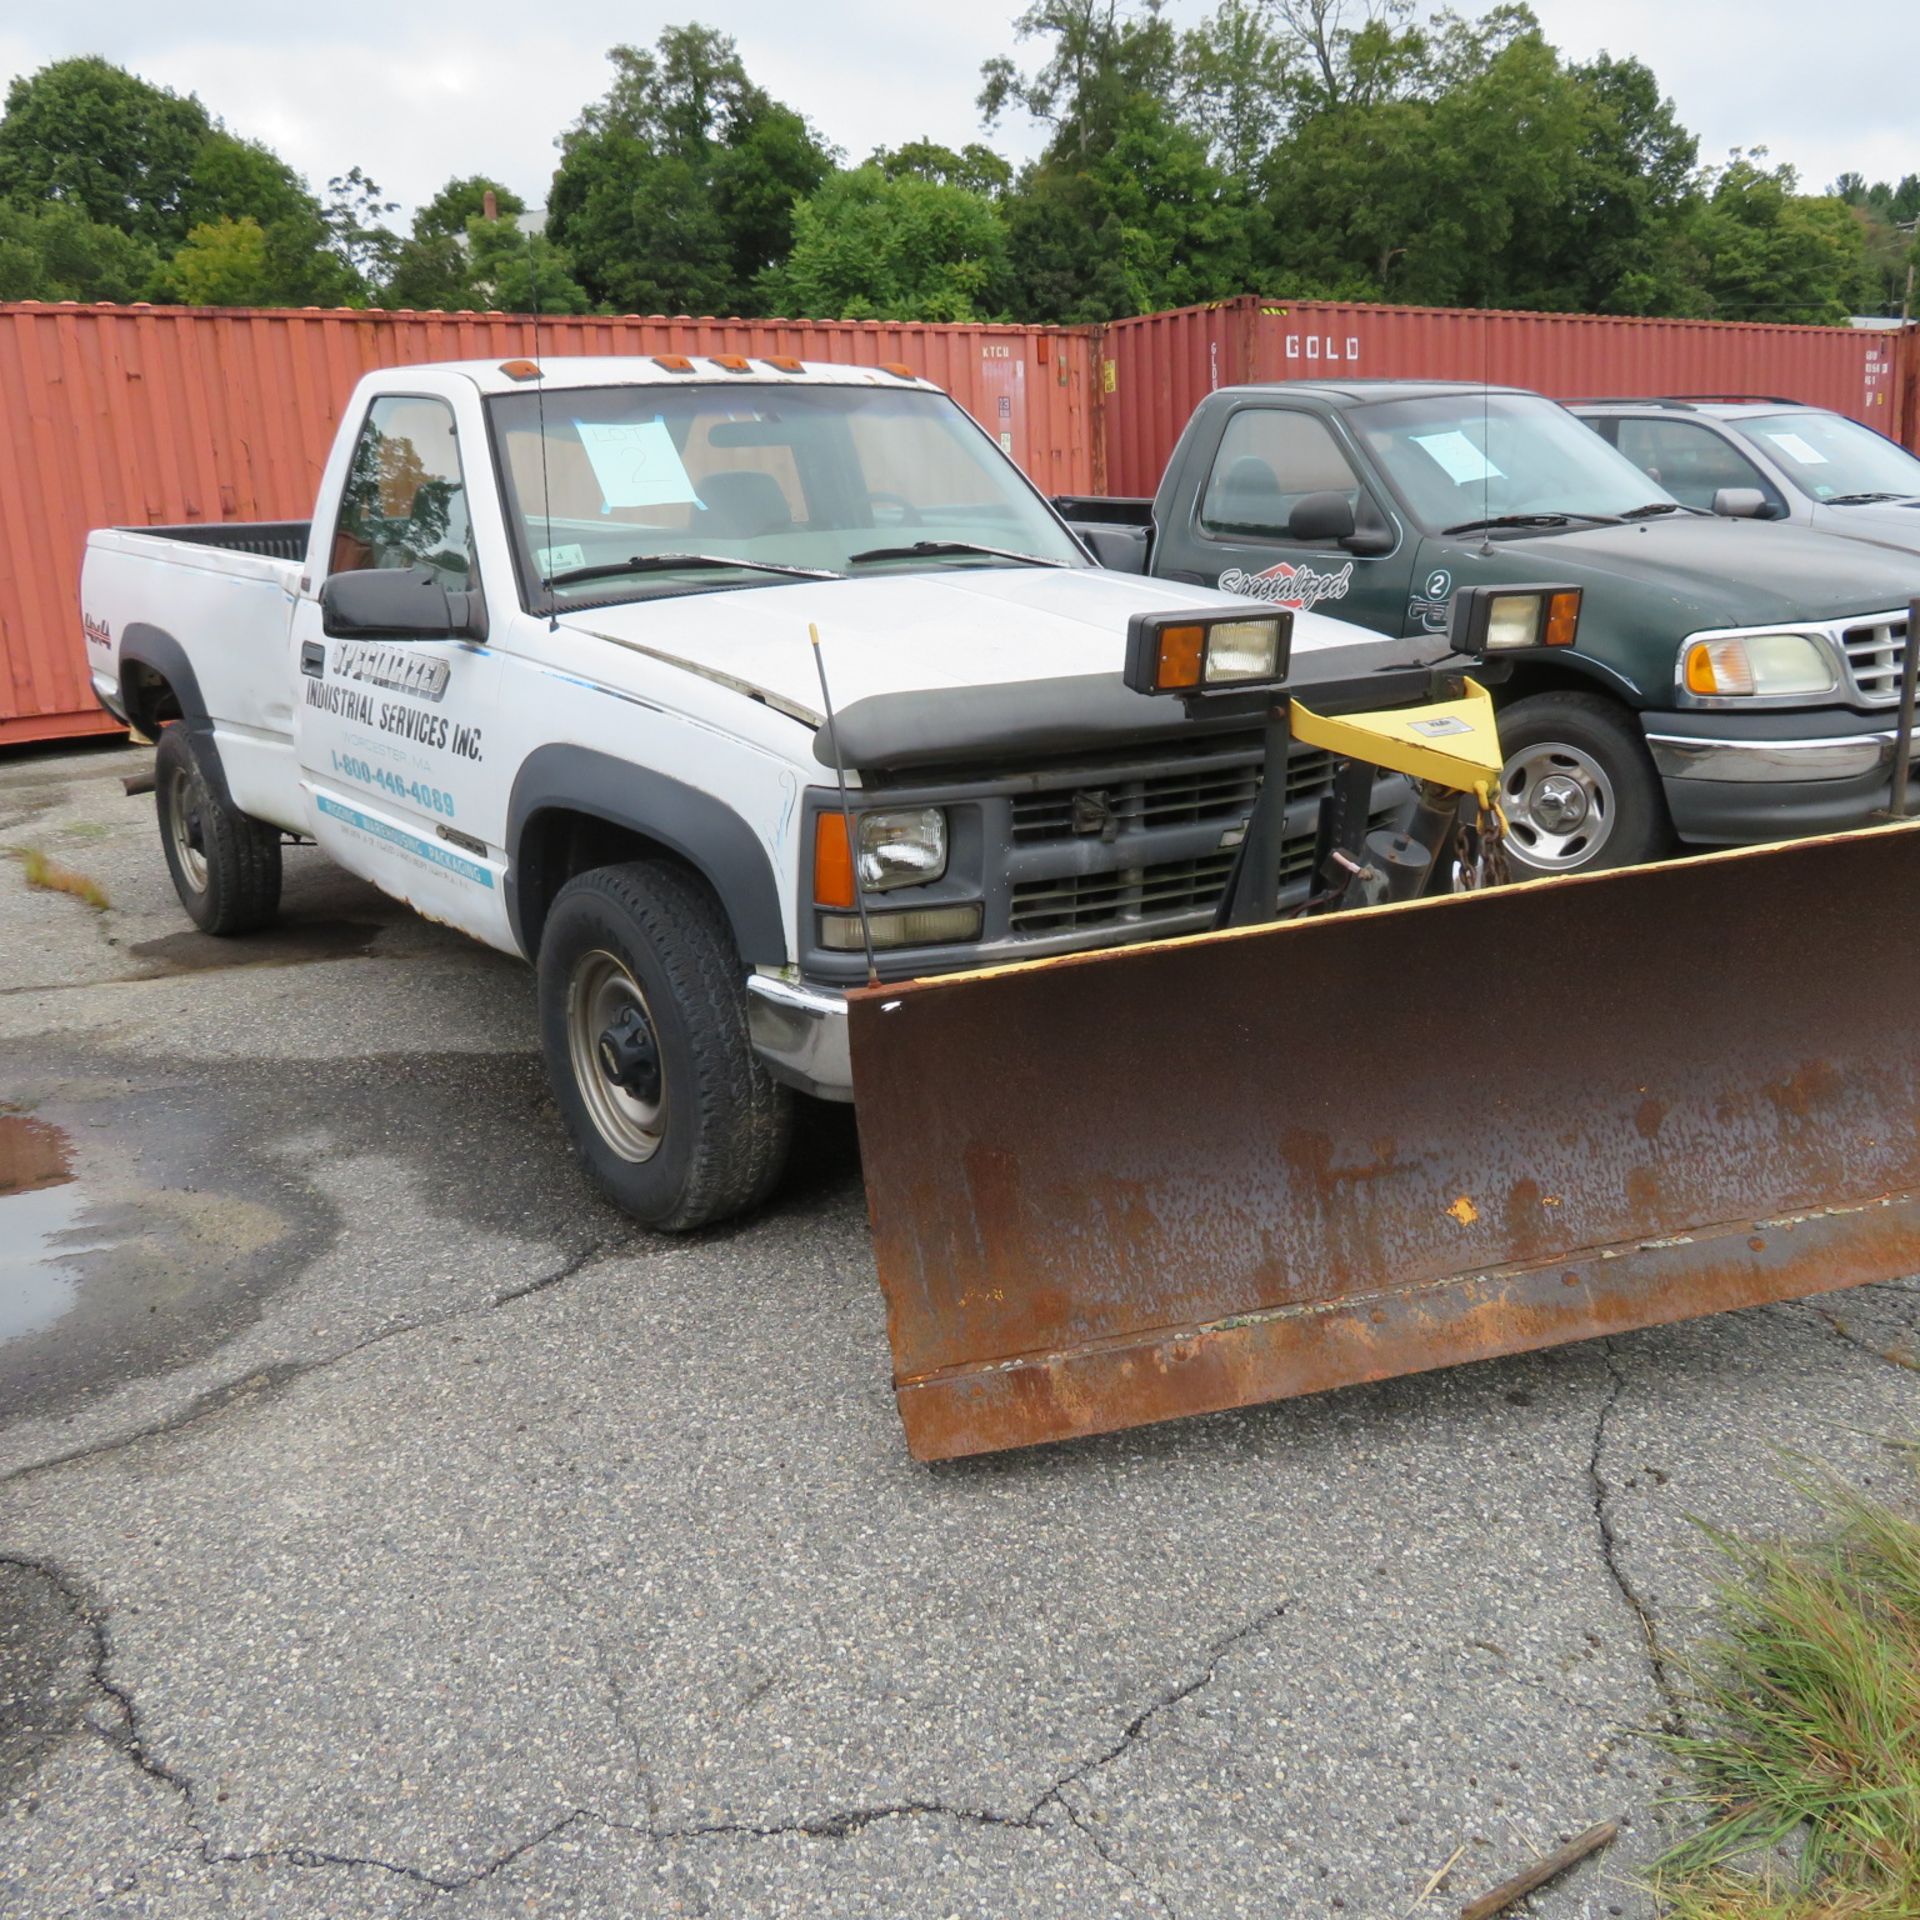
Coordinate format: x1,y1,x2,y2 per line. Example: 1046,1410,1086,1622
127,520,312,562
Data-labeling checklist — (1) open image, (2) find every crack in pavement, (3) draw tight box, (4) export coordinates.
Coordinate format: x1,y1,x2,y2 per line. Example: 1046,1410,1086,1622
0,1238,628,1491
1798,1300,1920,1374
1586,1343,1686,1736
8,1548,1285,1909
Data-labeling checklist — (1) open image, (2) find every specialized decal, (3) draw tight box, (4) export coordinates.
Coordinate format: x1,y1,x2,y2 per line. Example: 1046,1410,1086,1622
316,794,493,886
83,613,111,651
1409,566,1453,633
303,678,483,760
333,641,451,703
1217,559,1354,612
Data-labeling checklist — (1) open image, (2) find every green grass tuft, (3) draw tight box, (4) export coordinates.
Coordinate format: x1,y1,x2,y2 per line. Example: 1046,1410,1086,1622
1654,1462,1920,1918
15,845,109,910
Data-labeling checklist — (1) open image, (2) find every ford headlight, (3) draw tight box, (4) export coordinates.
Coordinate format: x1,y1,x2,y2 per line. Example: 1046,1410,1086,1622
856,807,947,890
1683,632,1836,699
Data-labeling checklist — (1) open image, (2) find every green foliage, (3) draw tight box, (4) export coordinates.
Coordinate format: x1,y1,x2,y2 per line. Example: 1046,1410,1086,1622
466,217,592,314
0,57,207,246
0,200,158,302
413,175,525,241
547,26,832,316
1684,158,1876,324
160,215,276,306
1655,1459,1920,1919
871,141,1013,200
765,166,1010,321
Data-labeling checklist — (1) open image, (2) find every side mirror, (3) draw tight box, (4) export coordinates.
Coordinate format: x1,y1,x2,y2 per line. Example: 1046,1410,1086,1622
1287,491,1356,543
1711,487,1767,521
320,565,486,642
1079,524,1150,574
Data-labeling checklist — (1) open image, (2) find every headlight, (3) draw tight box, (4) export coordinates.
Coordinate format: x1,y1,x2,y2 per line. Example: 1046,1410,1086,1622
1683,633,1836,698
1450,585,1583,652
856,807,947,891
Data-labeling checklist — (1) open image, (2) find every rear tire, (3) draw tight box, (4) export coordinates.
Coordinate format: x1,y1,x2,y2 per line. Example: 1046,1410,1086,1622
1496,691,1672,877
537,860,793,1230
154,726,282,933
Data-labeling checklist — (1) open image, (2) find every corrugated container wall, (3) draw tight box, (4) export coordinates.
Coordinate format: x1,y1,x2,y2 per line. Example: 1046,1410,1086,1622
1100,296,1917,497
0,304,1096,745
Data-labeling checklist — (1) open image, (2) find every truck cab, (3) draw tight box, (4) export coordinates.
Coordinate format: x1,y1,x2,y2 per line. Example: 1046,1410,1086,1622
1066,381,1920,876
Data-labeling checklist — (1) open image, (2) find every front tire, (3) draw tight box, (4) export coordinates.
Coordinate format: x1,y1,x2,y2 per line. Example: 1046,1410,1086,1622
154,726,282,933
1497,692,1672,877
537,861,793,1230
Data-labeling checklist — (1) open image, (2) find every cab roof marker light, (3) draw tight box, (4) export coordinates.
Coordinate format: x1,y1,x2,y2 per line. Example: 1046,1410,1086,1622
498,359,542,381
710,354,753,373
879,362,918,381
652,354,695,374
764,355,805,372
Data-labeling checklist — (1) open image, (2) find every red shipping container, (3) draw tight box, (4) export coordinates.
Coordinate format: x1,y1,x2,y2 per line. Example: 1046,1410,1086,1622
1098,295,1918,497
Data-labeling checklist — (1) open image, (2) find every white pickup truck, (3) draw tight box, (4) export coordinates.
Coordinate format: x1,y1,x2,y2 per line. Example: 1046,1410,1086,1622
81,355,1469,1228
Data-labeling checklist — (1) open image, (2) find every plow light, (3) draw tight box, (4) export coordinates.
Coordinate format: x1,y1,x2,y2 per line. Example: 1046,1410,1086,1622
1450,585,1584,653
1124,610,1293,696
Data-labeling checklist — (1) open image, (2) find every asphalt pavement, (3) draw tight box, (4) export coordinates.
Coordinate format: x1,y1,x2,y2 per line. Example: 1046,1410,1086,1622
3,739,1919,1919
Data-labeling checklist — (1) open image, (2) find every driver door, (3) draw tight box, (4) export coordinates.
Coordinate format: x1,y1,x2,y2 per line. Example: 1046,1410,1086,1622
1186,406,1413,637
292,392,507,946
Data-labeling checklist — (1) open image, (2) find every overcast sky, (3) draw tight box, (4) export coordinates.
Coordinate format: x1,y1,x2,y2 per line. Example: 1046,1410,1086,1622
5,2,1915,225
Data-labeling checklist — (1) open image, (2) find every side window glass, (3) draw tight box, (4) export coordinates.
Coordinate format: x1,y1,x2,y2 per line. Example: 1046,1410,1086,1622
1615,419,1770,513
1198,410,1363,540
331,396,474,582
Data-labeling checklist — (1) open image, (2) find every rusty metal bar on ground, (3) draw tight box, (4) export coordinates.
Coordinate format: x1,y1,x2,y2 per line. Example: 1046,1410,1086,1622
851,823,1920,1460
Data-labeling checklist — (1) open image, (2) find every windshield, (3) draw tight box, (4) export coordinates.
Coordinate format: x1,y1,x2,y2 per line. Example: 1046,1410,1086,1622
487,382,1085,608
1730,411,1920,502
1351,392,1675,530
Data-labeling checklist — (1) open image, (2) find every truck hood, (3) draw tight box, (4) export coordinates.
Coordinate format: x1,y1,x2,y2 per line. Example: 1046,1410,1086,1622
560,566,1366,715
1811,499,1920,555
1458,516,1920,626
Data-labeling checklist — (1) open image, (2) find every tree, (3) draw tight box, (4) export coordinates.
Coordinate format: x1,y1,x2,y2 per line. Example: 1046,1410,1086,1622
547,26,833,316
322,167,401,288
985,1,1250,321
0,201,159,301
764,166,1011,320
465,216,592,313
0,57,207,245
1684,156,1876,323
871,140,1013,199
161,215,276,305
413,175,526,241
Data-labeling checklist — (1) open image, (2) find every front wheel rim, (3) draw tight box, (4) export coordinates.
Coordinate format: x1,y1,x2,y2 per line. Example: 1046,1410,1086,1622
566,949,667,1163
166,765,210,893
1501,741,1616,872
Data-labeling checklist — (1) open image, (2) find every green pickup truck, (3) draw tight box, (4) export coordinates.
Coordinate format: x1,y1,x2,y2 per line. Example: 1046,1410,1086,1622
1063,381,1920,875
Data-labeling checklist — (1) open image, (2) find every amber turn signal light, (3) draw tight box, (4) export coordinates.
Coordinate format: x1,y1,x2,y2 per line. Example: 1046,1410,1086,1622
813,810,857,908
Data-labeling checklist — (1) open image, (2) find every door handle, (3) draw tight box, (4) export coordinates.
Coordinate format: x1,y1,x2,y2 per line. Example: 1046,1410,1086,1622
300,642,325,678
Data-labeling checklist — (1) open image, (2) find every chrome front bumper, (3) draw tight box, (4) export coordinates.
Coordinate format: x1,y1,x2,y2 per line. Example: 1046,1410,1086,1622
1645,723,1920,784
746,974,853,1102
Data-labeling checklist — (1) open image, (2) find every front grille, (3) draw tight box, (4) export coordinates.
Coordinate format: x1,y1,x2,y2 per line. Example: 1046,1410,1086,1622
1007,806,1395,934
1007,745,1336,845
1842,612,1911,704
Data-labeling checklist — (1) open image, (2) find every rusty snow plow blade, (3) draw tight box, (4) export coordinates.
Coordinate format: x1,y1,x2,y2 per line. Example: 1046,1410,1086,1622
850,823,1920,1461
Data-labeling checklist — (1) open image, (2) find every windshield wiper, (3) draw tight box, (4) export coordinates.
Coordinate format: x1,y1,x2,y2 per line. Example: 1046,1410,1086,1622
1619,501,1691,519
1827,492,1910,506
1440,510,1626,535
846,540,1066,569
545,553,843,588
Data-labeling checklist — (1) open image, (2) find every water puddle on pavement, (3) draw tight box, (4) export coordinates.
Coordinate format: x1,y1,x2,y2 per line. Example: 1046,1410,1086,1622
0,1114,105,1341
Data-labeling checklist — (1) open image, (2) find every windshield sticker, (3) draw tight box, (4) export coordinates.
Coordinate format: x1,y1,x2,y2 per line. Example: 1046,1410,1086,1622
536,542,587,576
1218,559,1354,612
1412,430,1504,485
575,419,700,510
1409,566,1453,633
1763,431,1827,466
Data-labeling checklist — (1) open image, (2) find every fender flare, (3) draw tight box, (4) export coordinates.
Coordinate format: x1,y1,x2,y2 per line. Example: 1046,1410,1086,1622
120,623,237,805
1494,649,1648,709
505,745,787,966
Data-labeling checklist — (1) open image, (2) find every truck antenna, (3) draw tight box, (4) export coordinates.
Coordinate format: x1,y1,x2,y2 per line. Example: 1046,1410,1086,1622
808,621,879,988
527,224,558,631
